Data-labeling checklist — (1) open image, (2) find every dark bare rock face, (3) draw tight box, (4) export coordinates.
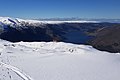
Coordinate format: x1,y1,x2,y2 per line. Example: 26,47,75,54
89,25,120,53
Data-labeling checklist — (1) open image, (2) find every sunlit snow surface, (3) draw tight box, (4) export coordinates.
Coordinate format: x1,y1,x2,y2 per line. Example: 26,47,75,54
0,40,120,80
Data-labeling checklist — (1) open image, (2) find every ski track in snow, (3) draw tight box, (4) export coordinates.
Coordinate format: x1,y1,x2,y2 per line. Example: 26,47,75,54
0,43,34,80
0,62,33,80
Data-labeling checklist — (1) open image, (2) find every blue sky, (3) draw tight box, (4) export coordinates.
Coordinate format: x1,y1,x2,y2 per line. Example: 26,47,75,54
0,0,120,19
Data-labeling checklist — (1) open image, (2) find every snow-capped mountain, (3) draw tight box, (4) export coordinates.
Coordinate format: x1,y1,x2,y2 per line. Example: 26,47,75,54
0,16,98,26
0,16,101,43
0,16,120,53
0,17,120,27
0,17,19,25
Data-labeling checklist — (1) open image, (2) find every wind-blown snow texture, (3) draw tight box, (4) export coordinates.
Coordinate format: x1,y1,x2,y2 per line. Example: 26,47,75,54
0,40,120,80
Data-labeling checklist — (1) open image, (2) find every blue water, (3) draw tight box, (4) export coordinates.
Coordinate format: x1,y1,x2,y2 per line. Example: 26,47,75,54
64,31,93,44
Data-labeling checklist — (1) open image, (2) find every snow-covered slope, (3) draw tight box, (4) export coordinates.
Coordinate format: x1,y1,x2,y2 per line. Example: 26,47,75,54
0,17,19,25
0,40,120,80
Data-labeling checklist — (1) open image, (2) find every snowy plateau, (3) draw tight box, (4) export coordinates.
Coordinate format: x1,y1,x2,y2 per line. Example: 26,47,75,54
0,17,120,80
0,40,120,80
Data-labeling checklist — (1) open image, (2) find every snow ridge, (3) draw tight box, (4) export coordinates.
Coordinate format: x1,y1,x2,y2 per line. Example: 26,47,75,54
0,16,99,26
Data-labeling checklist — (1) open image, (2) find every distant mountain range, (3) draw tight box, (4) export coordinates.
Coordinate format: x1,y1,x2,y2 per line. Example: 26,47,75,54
0,16,120,53
37,18,120,23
